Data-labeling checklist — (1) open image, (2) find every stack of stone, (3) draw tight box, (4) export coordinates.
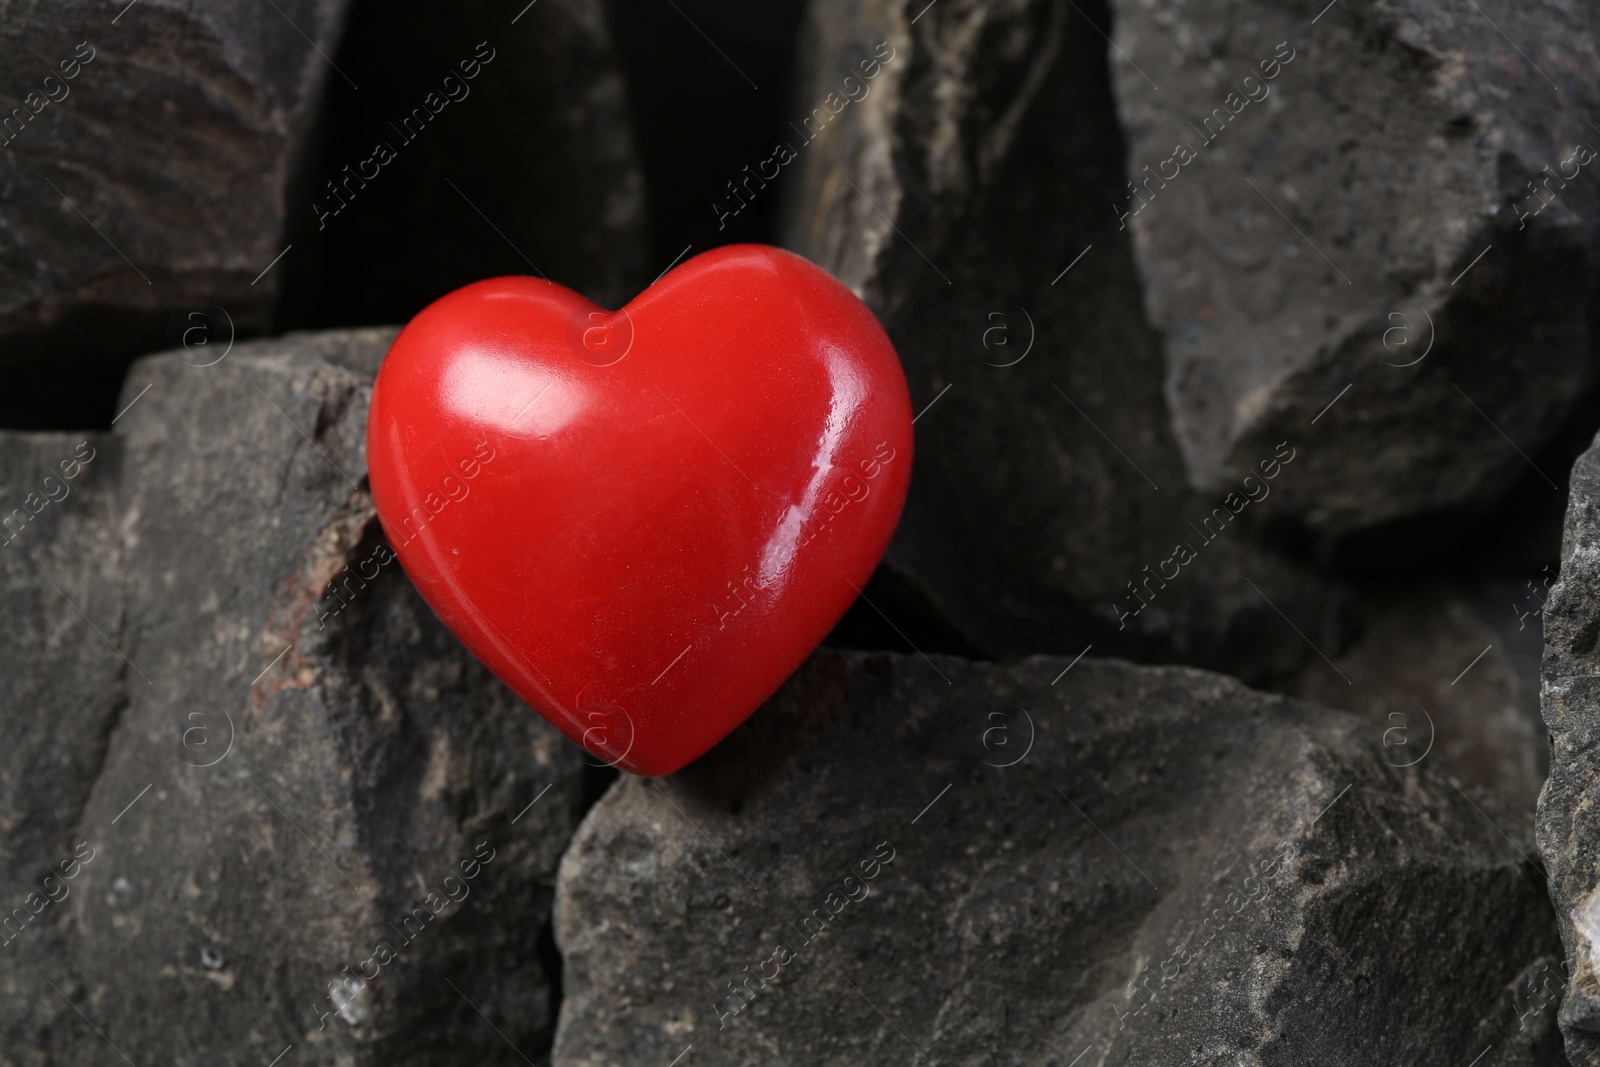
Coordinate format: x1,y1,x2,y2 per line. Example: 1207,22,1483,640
1,0,1595,1064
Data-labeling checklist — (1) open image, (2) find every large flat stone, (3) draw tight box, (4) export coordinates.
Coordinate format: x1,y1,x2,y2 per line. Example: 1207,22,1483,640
554,648,1562,1066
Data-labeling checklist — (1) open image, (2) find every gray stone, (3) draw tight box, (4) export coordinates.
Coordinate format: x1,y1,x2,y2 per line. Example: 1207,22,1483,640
1538,426,1600,1066
0,0,351,424
554,649,1562,1066
780,0,1353,685
1292,580,1547,822
0,429,126,1067
1108,0,1600,554
0,331,592,1065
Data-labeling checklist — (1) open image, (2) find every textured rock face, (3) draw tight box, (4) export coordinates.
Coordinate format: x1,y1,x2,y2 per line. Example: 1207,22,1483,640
780,0,1352,684
0,430,127,1066
1540,428,1600,1067
554,649,1561,1067
285,0,649,326
1293,582,1547,821
1109,0,1600,552
0,0,351,425
0,332,591,1065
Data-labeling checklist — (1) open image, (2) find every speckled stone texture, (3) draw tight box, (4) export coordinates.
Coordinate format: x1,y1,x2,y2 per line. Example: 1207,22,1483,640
1539,426,1600,1067
553,648,1562,1067
0,331,593,1066
1109,0,1600,560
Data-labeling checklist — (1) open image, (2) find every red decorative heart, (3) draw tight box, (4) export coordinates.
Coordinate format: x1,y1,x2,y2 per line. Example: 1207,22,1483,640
366,245,913,776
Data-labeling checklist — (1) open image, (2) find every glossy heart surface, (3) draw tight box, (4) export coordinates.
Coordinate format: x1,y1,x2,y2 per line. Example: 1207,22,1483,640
366,245,913,776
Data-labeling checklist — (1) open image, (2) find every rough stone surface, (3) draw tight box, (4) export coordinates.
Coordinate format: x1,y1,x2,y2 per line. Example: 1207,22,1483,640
0,332,592,1065
0,429,127,1067
780,0,1353,686
1539,427,1600,1067
0,0,352,425
554,649,1562,1066
1292,581,1547,822
1109,0,1600,555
